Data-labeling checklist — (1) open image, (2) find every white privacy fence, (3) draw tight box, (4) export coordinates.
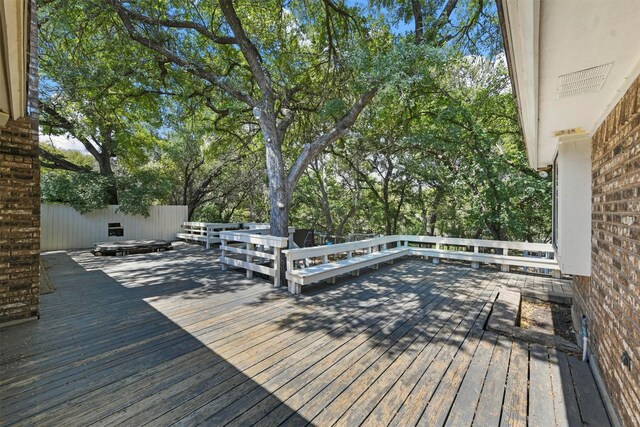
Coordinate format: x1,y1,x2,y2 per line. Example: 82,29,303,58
41,204,188,251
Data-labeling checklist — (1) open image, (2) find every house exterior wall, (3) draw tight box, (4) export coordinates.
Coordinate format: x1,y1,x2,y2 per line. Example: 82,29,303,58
573,74,640,427
0,0,39,325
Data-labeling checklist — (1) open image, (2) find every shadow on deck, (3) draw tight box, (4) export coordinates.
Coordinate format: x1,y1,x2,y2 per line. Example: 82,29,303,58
0,244,611,426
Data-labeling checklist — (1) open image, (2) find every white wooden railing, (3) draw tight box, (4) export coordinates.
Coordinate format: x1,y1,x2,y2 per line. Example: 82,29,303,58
176,222,296,249
232,226,296,247
283,234,560,294
219,230,292,287
176,222,242,249
285,235,399,266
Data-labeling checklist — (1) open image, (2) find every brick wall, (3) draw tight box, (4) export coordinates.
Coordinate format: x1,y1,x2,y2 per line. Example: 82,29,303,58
0,0,40,324
573,75,640,427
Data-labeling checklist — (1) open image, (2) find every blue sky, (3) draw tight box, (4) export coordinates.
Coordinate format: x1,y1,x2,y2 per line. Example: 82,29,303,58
345,0,415,35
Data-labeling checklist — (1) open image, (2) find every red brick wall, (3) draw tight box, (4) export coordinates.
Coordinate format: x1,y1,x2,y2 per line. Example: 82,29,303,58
573,75,640,427
0,0,40,324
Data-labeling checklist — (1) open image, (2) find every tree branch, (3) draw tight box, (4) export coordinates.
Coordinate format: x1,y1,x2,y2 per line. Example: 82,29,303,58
107,0,258,107
218,0,275,108
286,87,378,191
40,103,103,160
39,147,93,173
112,5,237,45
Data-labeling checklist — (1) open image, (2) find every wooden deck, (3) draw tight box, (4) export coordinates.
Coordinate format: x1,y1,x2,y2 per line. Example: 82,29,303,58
0,244,610,426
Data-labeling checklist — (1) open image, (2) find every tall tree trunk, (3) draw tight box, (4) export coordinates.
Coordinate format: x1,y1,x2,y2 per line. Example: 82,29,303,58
383,165,392,235
263,134,289,286
97,153,118,205
391,183,407,234
411,0,424,43
312,164,336,236
187,204,196,221
428,187,444,236
264,135,289,239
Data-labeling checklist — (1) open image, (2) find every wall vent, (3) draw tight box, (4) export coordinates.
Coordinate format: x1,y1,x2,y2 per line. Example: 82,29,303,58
557,63,613,99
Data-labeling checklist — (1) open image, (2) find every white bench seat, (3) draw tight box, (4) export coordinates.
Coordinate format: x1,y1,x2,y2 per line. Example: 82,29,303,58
286,247,407,292
283,235,561,294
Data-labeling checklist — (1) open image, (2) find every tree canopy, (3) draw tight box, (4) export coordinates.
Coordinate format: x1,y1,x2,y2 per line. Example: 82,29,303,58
38,0,551,242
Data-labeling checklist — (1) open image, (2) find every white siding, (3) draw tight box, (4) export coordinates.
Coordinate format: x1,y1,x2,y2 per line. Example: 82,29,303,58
41,205,188,251
554,137,592,276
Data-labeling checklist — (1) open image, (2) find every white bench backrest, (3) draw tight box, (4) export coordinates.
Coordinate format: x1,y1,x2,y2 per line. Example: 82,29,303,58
283,234,553,263
282,235,397,261
219,231,289,248
398,235,552,253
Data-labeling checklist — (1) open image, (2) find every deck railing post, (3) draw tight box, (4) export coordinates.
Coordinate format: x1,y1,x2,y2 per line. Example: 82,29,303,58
471,245,480,268
274,247,282,287
432,242,441,264
286,256,295,292
220,237,227,271
501,248,510,272
246,243,254,278
347,250,359,276
371,245,380,269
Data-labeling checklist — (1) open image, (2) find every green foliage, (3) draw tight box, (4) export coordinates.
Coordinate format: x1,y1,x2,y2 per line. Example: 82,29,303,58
37,0,551,242
41,163,175,217
41,171,110,214
291,51,552,242
115,167,175,216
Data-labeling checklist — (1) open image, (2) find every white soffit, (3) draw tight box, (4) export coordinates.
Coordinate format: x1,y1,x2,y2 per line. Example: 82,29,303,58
501,0,540,169
503,0,640,169
537,0,640,168
0,0,28,126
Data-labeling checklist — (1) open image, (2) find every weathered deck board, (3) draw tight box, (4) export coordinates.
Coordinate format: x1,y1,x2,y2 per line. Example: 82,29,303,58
569,354,612,427
148,262,456,424
529,343,556,427
328,271,485,427
549,348,582,427
219,272,462,427
86,262,440,426
444,332,499,427
472,335,513,427
0,245,609,426
500,340,530,427
388,273,498,426
310,271,492,427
